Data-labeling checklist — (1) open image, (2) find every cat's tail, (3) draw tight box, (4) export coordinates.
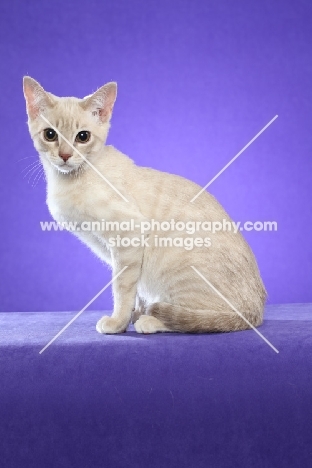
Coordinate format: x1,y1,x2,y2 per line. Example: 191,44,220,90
148,302,264,333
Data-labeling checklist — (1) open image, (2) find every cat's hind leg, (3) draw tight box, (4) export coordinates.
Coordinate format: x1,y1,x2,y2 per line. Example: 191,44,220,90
134,315,171,334
147,301,263,333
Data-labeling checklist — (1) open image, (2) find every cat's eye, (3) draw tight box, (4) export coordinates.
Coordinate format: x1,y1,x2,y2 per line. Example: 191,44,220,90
75,131,91,143
43,128,58,142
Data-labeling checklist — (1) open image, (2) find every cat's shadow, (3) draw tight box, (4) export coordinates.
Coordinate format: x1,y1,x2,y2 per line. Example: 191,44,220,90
123,329,184,339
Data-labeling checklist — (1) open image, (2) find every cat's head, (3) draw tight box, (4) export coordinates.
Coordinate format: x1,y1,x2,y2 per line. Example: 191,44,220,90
23,76,117,174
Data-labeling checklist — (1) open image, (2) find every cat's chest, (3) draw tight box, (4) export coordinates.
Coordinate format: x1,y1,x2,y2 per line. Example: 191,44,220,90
47,183,98,224
47,197,83,224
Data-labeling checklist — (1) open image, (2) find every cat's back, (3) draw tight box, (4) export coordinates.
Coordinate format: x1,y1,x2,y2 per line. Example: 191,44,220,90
100,146,232,223
130,164,229,222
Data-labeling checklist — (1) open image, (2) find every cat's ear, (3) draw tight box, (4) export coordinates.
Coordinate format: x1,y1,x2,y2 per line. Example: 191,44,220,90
81,82,117,123
23,76,54,120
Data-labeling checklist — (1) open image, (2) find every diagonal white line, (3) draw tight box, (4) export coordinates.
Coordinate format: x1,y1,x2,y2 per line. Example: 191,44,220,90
190,115,278,203
191,266,279,354
40,114,129,203
39,266,128,354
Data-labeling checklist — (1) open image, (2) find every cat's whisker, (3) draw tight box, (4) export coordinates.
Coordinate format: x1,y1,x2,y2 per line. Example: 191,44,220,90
23,166,39,182
18,155,37,163
23,164,41,180
32,167,44,187
25,165,41,184
78,162,86,180
21,160,41,174
27,170,40,186
77,165,83,179
38,167,45,183
36,171,44,187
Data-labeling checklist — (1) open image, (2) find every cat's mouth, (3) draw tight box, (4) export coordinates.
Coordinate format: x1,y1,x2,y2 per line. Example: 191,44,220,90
53,162,79,174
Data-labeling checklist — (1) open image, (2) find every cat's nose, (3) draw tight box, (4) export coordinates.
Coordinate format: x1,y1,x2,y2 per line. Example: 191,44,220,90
59,153,72,162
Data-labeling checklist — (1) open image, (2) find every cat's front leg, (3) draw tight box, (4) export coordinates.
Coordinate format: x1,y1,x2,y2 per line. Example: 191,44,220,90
96,244,144,334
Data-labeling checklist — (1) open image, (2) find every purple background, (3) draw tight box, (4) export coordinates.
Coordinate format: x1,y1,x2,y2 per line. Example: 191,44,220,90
0,0,311,312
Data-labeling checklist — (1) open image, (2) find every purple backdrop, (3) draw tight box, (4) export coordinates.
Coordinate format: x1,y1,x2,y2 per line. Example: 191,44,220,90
0,0,311,312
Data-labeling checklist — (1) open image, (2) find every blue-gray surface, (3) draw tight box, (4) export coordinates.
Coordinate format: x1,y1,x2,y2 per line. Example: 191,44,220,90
0,304,311,468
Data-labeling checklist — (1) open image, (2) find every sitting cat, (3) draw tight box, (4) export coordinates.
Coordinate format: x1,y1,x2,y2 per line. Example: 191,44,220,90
23,76,266,334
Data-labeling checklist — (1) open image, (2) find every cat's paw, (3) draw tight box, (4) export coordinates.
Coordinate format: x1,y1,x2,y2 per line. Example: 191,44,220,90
134,315,169,334
96,316,126,334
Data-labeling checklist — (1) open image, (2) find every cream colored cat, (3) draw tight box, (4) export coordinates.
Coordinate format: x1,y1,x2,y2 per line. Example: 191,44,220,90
23,76,266,334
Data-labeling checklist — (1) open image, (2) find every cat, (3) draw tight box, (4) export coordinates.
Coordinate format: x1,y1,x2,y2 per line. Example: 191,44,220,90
23,76,267,334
